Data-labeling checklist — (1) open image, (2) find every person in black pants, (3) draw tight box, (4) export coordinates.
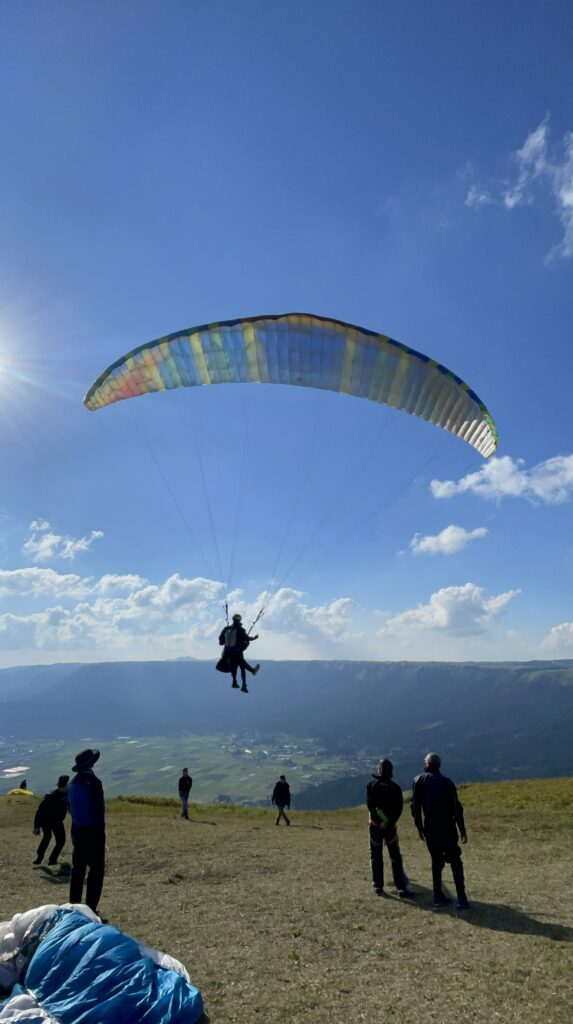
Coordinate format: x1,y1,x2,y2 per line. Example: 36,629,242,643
219,614,260,693
67,749,106,915
411,752,469,910
272,775,291,825
33,775,69,865
366,759,415,898
178,768,192,819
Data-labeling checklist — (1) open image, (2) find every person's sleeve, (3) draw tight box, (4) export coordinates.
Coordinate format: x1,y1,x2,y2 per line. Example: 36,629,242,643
219,629,226,645
411,780,423,833
93,777,106,826
271,785,277,805
34,798,46,829
394,785,404,824
189,776,193,788
366,782,376,818
286,786,291,808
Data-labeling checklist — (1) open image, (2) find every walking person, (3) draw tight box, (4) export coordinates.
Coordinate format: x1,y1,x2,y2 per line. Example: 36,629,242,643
178,768,192,820
272,775,291,825
67,749,106,915
218,614,260,693
32,775,69,866
366,759,415,898
411,752,469,910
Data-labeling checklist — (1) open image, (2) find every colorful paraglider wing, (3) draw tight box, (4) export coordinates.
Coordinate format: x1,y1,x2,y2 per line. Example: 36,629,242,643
84,313,498,457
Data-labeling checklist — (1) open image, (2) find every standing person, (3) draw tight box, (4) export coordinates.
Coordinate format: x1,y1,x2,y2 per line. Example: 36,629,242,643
32,775,69,866
218,614,260,693
67,749,106,915
178,768,192,820
366,759,415,898
411,752,469,910
272,775,291,825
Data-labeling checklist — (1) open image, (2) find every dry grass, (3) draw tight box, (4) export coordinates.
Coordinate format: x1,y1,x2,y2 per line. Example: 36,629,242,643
1,777,572,1023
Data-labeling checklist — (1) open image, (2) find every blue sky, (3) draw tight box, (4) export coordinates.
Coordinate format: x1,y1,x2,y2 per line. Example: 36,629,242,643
0,1,572,666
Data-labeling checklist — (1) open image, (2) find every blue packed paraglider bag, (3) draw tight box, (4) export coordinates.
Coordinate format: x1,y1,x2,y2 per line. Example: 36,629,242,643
0,907,204,1023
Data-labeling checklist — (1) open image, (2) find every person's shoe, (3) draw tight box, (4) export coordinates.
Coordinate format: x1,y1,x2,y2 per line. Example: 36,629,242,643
457,897,470,910
252,664,260,675
32,858,42,866
241,684,248,693
374,887,385,897
398,888,417,899
231,681,240,688
432,894,452,908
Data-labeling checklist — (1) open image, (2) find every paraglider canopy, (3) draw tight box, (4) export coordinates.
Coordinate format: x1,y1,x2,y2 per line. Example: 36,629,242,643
84,312,498,457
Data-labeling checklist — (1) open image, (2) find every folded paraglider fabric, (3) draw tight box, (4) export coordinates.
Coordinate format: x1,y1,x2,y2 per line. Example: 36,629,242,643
0,906,203,1024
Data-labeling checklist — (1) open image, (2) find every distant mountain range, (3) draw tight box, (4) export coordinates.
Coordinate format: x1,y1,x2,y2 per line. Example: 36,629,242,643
0,659,572,796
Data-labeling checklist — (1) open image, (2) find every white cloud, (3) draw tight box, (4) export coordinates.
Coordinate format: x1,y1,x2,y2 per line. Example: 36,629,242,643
379,582,519,638
22,520,103,562
410,525,488,555
0,563,366,660
541,621,573,653
466,116,573,261
0,568,88,599
257,588,359,642
93,574,148,595
548,130,573,262
503,116,549,209
465,185,495,208
431,454,573,505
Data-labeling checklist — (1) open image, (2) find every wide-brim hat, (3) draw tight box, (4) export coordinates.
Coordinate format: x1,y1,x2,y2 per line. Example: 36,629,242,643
72,748,100,772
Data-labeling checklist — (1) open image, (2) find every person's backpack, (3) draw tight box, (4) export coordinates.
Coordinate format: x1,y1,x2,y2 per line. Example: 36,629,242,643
222,626,238,649
216,654,232,673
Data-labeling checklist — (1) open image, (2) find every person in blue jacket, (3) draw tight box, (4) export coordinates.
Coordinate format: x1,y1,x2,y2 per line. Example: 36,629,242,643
33,774,69,865
67,749,106,914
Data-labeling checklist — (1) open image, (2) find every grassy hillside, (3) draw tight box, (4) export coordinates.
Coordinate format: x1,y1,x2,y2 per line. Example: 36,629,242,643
2,659,573,796
1,777,572,1023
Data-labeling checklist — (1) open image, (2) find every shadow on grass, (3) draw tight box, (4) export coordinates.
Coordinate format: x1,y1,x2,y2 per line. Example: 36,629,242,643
283,823,323,830
405,886,573,941
37,865,70,886
186,817,218,826
458,900,573,941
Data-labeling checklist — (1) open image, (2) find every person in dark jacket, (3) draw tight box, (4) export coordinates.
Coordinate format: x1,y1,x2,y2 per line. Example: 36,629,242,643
366,758,414,898
32,775,69,866
219,614,260,693
411,752,469,909
67,749,106,914
272,775,291,825
178,768,192,820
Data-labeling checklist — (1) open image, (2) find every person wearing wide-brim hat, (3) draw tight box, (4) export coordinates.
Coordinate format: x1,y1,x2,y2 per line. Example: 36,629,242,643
67,749,106,915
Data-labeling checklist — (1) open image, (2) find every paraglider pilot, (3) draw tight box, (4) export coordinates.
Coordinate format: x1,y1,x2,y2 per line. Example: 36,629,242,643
218,614,260,693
